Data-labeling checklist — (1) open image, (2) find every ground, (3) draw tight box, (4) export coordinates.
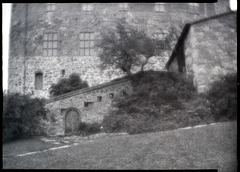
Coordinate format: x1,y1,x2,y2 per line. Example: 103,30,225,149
2,121,237,171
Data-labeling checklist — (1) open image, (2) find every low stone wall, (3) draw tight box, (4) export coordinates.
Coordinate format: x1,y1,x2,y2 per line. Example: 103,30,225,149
44,79,132,136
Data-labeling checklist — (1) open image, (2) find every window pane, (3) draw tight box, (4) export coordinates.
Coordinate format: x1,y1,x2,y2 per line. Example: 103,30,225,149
85,49,89,56
90,33,94,40
48,50,52,56
44,34,48,40
53,49,57,56
43,49,48,56
80,33,84,40
48,42,53,48
43,42,48,48
79,41,84,48
85,33,90,40
35,73,43,90
90,41,94,47
85,41,90,47
49,34,53,40
88,4,93,11
53,34,57,40
82,4,87,11
47,5,51,12
52,4,56,11
79,49,84,56
53,41,57,48
90,49,94,56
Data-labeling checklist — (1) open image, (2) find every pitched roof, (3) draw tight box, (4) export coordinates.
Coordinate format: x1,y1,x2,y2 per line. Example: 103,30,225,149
165,11,236,69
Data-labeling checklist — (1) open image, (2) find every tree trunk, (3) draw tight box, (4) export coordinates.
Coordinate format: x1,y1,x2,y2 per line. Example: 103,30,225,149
141,56,150,72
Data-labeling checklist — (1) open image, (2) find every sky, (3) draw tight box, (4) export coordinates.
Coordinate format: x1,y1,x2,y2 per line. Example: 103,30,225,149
1,1,237,92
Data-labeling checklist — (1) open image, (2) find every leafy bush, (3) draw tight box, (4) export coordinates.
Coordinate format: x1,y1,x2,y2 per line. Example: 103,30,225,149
50,73,89,97
205,73,237,121
102,70,197,134
78,122,101,136
3,93,47,143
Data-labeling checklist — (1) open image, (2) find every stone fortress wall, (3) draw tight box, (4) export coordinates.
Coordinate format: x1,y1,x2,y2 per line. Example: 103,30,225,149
8,1,230,99
184,12,237,93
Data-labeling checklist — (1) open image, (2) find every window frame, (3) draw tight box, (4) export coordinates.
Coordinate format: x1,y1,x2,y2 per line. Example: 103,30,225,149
35,72,43,90
78,32,95,56
47,3,56,12
82,3,93,11
155,3,165,12
189,3,199,14
119,3,129,11
43,32,58,57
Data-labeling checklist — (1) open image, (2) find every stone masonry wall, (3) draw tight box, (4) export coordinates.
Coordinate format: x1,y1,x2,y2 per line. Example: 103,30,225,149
184,13,237,93
8,3,230,98
44,79,132,135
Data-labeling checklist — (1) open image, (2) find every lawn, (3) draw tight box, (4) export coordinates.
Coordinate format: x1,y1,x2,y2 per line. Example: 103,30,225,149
2,121,237,171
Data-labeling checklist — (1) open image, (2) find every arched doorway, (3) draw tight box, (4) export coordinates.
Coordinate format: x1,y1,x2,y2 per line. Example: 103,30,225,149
65,108,80,135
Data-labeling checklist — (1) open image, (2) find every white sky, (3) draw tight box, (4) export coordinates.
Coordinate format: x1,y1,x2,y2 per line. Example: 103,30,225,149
1,1,237,92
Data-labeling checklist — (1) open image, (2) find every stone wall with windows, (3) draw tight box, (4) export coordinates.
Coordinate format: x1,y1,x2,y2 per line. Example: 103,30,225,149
44,79,132,135
9,2,230,98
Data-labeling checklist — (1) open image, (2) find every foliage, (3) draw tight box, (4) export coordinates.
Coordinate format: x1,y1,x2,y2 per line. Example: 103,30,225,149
3,93,47,143
205,73,237,121
78,122,101,136
49,73,89,97
102,70,197,134
96,18,177,76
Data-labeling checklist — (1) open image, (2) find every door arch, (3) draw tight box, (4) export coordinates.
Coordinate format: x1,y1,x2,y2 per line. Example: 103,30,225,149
65,108,80,135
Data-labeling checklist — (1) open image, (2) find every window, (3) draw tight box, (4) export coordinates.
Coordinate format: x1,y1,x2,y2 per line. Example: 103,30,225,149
153,32,167,40
84,102,94,108
43,33,58,56
153,32,167,55
189,3,199,14
206,3,215,16
97,96,102,102
35,72,43,90
61,69,65,77
121,90,127,96
155,3,165,12
82,4,93,11
109,93,114,98
79,32,94,56
47,3,56,12
119,3,129,11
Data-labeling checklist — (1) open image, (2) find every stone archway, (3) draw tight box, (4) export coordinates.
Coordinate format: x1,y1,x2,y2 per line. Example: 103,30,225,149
65,108,80,135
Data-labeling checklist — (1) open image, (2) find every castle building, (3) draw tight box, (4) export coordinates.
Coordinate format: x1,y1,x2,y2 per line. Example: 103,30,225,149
9,2,231,98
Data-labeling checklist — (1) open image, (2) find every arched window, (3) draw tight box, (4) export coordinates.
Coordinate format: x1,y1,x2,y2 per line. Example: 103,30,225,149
35,72,43,90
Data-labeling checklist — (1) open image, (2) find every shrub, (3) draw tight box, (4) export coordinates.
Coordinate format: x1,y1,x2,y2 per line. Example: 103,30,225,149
50,73,89,97
3,93,47,143
205,73,237,121
102,70,197,134
78,122,101,136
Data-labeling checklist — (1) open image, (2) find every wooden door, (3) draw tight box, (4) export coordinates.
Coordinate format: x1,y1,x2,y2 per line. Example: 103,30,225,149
65,109,79,135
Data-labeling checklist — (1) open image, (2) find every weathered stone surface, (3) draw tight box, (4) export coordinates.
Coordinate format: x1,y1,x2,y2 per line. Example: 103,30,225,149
167,11,236,93
44,79,132,135
8,2,230,98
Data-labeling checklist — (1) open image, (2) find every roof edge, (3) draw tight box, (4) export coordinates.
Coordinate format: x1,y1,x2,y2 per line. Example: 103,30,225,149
165,11,236,69
46,78,131,103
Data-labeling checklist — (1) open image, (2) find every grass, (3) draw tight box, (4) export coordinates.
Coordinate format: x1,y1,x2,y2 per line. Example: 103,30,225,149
2,121,237,171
